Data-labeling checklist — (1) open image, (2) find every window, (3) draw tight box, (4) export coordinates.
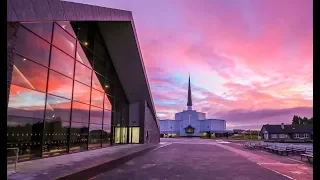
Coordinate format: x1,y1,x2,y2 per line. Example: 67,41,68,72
103,109,112,125
112,112,121,126
91,88,104,108
73,81,91,105
70,122,89,153
76,42,93,68
295,134,300,138
75,61,92,86
11,54,48,92
94,40,106,60
93,55,106,77
45,95,71,122
92,72,104,92
104,94,112,111
72,101,90,123
102,124,111,147
271,134,277,139
278,134,286,138
21,22,53,42
47,70,73,99
56,21,76,38
104,79,113,96
16,26,50,67
7,116,43,160
50,47,75,78
52,23,76,57
42,120,69,157
8,85,46,119
76,22,95,52
90,106,103,124
88,124,102,150
303,133,309,138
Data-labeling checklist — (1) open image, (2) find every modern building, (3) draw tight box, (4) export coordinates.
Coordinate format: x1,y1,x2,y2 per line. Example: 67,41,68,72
7,0,159,162
159,75,230,137
259,123,313,141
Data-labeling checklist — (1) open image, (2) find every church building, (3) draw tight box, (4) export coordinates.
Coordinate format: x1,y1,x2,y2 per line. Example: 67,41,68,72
159,75,230,137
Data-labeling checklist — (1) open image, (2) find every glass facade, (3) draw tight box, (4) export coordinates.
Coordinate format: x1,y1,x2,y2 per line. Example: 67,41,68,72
7,21,131,161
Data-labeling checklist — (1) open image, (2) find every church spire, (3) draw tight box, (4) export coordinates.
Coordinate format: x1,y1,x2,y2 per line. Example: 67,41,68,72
187,74,192,110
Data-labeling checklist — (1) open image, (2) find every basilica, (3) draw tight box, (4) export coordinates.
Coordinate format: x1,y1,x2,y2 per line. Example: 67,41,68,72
159,75,230,137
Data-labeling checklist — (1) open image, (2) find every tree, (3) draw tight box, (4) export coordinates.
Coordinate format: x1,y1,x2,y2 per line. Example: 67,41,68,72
292,115,300,124
292,115,313,125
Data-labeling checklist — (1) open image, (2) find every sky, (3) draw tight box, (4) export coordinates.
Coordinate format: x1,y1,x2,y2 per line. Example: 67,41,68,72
70,0,313,130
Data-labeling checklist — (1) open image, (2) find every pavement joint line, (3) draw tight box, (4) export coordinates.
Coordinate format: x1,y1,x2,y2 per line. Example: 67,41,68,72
257,164,295,180
151,143,172,151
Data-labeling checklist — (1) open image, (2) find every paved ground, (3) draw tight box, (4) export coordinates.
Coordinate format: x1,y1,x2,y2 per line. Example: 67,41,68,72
91,138,313,180
7,144,158,180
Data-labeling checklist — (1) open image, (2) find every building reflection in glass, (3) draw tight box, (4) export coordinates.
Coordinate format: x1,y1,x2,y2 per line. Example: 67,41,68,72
7,21,129,162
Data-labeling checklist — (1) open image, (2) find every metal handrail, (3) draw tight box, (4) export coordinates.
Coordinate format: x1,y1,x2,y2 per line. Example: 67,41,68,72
7,148,19,171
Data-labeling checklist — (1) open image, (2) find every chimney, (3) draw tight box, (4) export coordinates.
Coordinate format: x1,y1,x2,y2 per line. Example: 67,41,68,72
281,123,284,129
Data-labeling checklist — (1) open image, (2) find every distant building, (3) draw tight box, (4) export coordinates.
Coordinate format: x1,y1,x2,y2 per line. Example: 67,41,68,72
159,75,231,137
259,123,313,141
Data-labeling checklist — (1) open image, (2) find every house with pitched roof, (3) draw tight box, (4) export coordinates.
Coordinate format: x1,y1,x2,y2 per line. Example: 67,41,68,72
260,123,313,141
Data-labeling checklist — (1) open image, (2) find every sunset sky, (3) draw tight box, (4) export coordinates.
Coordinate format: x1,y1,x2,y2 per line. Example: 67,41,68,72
70,0,313,130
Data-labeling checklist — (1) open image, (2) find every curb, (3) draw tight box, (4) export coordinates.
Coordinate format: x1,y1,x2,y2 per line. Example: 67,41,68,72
56,144,161,180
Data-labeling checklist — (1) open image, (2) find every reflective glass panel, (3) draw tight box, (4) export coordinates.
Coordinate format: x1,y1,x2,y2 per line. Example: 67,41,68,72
71,101,89,123
91,88,103,108
75,61,92,86
56,21,76,38
102,124,111,147
50,47,75,78
8,85,46,119
104,94,112,110
92,72,104,92
112,112,121,126
93,55,106,78
11,54,48,92
104,79,113,97
73,81,91,105
90,106,103,124
7,116,43,161
43,120,69,157
76,42,93,68
76,22,95,52
16,26,50,67
88,124,102,150
103,109,112,125
70,122,89,153
21,22,53,42
45,95,71,122
93,40,106,60
52,23,76,57
47,70,73,99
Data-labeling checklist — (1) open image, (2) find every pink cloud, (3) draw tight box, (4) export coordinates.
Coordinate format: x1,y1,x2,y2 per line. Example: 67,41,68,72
70,0,312,129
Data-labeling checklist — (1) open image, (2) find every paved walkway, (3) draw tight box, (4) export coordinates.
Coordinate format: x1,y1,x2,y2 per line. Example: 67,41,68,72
91,138,312,180
7,139,313,180
7,143,158,180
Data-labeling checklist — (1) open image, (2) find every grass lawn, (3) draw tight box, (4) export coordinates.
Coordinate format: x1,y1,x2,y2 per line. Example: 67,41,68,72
230,134,259,140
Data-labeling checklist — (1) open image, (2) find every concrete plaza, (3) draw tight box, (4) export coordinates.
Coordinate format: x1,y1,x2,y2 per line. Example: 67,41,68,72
8,138,313,180
91,138,312,180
